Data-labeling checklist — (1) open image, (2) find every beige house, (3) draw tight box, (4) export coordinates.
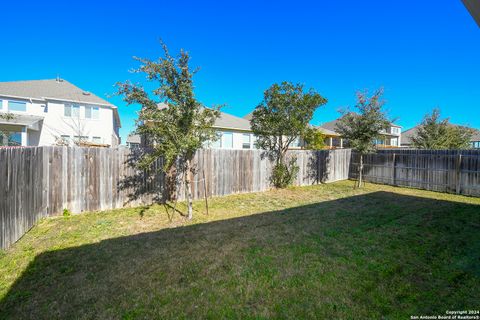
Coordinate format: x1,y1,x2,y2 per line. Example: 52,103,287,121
131,108,304,150
130,108,259,150
318,117,402,149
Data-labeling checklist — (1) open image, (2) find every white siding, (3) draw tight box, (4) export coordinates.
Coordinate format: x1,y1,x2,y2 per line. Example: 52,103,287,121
208,130,257,150
0,97,118,146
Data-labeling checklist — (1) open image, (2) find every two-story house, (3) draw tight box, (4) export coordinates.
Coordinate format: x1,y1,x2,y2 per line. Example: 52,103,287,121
318,117,402,149
0,79,121,147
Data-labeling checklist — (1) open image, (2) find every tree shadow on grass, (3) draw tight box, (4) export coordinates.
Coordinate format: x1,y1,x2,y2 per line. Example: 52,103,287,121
1,192,479,319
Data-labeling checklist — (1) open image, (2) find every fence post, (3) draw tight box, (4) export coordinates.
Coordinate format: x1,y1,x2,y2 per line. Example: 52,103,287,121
455,153,462,194
316,150,320,184
392,153,396,186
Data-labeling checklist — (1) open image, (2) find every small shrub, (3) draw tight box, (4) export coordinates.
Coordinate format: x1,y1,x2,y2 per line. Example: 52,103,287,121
63,208,72,217
271,158,299,188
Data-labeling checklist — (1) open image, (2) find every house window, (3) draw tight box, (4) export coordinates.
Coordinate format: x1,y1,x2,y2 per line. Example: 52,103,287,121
211,133,222,148
60,135,71,145
64,105,71,117
291,137,301,148
65,104,80,117
391,127,401,135
85,106,92,119
1,131,22,146
92,107,99,119
242,134,251,149
73,105,80,117
92,136,102,144
85,106,100,119
74,136,88,144
221,132,233,149
8,100,27,112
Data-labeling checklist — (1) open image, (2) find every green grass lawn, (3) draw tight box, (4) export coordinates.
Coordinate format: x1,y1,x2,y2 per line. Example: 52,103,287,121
0,181,479,319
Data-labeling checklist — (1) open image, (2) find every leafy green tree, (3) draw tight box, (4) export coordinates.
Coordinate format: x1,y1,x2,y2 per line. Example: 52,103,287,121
447,125,474,149
116,43,220,219
335,89,391,188
250,82,327,188
412,109,473,149
303,127,326,150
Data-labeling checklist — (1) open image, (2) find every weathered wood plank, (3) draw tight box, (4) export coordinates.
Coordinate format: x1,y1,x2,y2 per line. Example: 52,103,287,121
350,149,480,196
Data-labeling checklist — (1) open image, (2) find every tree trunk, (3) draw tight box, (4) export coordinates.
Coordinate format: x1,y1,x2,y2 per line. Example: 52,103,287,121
279,150,285,166
184,158,193,220
358,153,364,188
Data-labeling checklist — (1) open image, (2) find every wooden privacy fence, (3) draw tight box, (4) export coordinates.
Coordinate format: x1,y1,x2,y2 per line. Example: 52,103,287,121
0,147,350,249
0,146,165,250
2,146,479,249
183,148,351,200
350,149,480,196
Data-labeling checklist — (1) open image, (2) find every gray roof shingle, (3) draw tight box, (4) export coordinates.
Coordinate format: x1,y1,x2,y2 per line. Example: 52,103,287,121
400,127,418,145
243,112,253,121
126,134,141,144
472,130,480,141
319,118,340,133
0,79,115,106
214,110,252,131
157,103,252,131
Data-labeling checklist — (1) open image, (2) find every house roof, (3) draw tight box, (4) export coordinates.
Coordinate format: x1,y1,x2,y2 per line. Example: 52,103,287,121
214,110,252,131
400,126,418,145
401,125,480,145
0,79,114,106
472,130,480,141
156,103,252,132
319,118,340,133
243,112,253,121
0,79,121,126
318,127,340,137
126,133,141,144
462,0,480,27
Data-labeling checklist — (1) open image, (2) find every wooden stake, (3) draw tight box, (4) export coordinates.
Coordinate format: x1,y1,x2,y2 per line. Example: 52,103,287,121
203,168,209,215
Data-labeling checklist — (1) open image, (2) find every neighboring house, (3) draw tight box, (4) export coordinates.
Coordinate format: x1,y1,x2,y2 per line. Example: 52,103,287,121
139,107,301,150
317,126,344,149
126,133,141,149
242,112,303,149
318,117,402,149
401,125,480,148
140,105,258,150
210,110,257,149
0,79,121,147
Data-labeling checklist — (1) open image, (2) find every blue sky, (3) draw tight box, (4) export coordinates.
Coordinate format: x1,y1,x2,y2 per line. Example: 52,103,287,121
1,0,479,142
